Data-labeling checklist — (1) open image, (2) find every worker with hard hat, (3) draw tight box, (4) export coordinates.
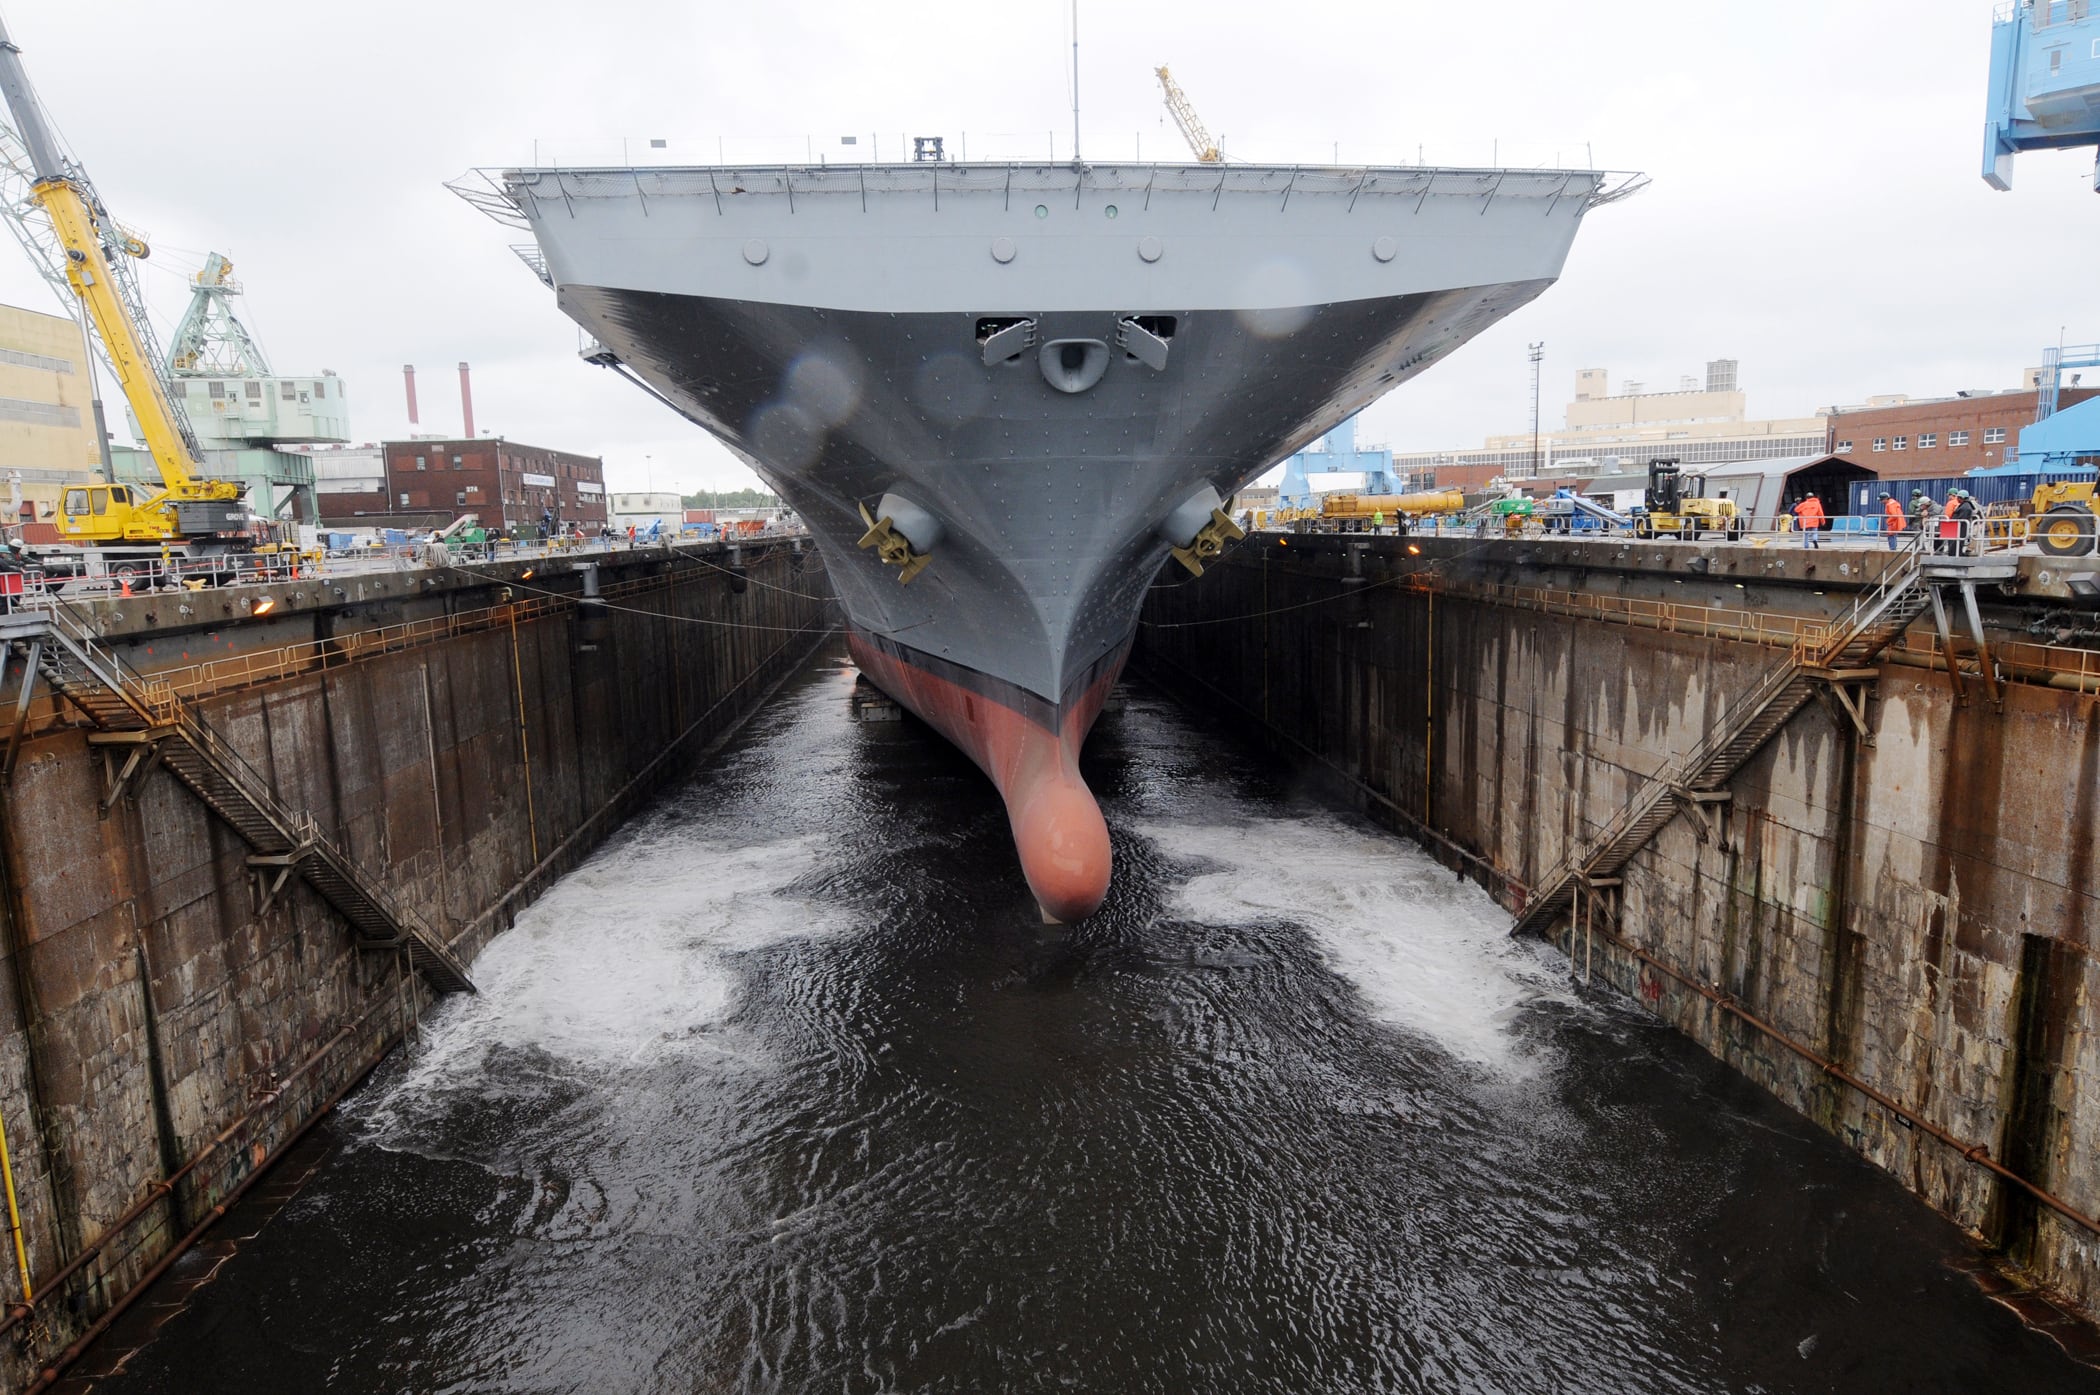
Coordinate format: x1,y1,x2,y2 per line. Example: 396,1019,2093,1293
1880,490,1905,551
1946,489,1980,556
1791,491,1826,548
1913,490,1939,552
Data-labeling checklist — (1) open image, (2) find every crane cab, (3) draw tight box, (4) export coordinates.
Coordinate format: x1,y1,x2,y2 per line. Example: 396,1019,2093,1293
56,483,173,544
1984,0,2100,190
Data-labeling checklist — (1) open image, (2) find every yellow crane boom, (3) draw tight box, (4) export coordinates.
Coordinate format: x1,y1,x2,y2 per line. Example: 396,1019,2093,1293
0,15,224,510
1154,65,1221,164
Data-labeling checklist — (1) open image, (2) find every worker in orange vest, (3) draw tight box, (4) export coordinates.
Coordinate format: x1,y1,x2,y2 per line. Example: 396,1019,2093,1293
1791,492,1826,548
1880,490,1905,551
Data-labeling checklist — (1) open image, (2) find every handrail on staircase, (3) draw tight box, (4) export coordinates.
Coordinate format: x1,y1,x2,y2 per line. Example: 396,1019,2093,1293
26,595,441,949
1522,537,1930,927
1814,532,1927,665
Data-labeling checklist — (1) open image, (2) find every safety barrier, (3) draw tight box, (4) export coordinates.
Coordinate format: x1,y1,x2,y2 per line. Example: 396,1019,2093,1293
0,524,811,608
1273,511,2042,556
0,539,812,737
1436,575,2100,694
1244,551,2100,697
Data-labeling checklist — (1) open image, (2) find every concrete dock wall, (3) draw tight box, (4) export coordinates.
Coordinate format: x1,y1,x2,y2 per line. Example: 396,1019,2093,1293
1139,535,2100,1318
0,543,833,1378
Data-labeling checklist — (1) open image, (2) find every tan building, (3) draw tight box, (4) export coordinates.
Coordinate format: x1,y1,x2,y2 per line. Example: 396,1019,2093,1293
1394,359,1829,486
0,301,102,534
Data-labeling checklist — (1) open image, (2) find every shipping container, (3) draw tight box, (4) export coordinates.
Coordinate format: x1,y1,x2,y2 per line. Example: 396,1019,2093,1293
1847,469,2099,515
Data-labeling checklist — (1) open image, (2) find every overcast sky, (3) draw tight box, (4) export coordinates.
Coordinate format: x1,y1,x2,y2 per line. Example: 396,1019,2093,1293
5,0,2096,494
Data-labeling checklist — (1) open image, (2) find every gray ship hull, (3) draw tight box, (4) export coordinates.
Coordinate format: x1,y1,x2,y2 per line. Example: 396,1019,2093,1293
559,281,1550,713
476,161,1624,915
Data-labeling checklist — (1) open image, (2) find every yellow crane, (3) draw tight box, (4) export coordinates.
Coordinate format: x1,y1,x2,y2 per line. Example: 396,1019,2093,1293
1154,65,1221,163
0,13,250,563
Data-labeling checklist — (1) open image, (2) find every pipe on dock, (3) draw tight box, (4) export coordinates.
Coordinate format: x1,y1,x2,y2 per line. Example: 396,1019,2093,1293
1320,489,1467,518
1885,642,2100,695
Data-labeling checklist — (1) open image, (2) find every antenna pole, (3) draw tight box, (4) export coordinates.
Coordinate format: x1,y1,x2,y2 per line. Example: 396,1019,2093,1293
1071,0,1081,165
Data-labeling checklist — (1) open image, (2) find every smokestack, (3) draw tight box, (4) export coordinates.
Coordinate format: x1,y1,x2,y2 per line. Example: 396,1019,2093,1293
458,361,475,438
402,364,419,425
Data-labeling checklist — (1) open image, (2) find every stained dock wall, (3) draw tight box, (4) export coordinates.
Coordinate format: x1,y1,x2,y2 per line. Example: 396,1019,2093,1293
1139,534,2100,1319
0,542,833,1380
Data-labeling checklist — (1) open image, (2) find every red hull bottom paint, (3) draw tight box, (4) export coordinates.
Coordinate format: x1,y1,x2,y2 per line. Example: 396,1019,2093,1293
847,634,1125,922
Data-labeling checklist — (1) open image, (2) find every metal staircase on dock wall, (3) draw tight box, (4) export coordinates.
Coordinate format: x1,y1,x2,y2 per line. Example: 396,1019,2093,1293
1,602,474,994
1509,541,1935,941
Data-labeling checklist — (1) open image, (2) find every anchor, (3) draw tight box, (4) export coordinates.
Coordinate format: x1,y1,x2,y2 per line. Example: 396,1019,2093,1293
856,501,934,584
1169,508,1247,578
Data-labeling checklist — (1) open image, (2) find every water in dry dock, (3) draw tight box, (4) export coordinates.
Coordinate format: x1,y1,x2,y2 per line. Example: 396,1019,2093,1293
97,640,2099,1395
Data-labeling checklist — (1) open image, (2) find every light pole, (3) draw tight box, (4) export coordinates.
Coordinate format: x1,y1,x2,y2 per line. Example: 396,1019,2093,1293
1527,342,1545,479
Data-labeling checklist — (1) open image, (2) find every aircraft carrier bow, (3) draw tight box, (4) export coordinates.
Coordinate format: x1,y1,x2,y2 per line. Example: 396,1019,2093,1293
466,160,1628,919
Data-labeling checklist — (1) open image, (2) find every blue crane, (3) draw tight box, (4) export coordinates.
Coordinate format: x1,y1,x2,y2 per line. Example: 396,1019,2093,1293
1275,415,1400,509
1983,0,2100,191
2017,342,2100,469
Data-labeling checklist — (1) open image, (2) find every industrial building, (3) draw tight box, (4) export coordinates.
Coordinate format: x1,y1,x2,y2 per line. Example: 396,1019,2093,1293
108,255,336,521
1558,453,1872,521
1391,359,1830,488
0,300,103,536
1827,383,2100,478
300,442,386,504
318,438,608,532
608,490,685,532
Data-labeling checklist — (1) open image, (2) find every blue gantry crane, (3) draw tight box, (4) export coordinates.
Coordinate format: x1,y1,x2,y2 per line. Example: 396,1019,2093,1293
1983,0,2100,191
1275,415,1400,509
2017,342,2100,469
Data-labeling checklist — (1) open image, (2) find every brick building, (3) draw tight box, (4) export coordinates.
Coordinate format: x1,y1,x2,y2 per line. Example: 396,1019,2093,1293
324,438,607,530
1827,387,2100,479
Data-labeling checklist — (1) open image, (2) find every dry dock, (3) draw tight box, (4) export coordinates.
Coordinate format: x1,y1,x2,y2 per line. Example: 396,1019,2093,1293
1,528,2099,1385
0,540,832,1387
1139,531,2100,1332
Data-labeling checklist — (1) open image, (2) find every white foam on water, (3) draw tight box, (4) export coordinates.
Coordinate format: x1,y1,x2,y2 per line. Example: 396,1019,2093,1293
357,823,846,1138
1141,815,1570,1076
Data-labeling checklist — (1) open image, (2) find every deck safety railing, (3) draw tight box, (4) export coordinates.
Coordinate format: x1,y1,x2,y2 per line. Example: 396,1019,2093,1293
1251,532,2100,696
0,541,814,736
1282,512,2038,556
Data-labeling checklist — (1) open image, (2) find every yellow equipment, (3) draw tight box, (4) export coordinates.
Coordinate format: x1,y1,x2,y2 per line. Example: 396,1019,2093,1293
1633,458,1742,541
1322,489,1465,519
1154,66,1222,163
1318,489,1465,531
0,18,250,555
2030,479,2098,558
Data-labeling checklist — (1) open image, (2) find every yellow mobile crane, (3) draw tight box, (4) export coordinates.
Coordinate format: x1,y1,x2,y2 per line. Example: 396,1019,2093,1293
1154,66,1221,163
0,15,253,582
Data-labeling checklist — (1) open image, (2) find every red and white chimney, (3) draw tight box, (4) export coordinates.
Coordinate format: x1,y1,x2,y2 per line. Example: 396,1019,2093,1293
458,361,476,439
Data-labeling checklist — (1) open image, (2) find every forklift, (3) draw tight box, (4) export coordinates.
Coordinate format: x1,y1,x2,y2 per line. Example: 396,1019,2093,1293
1634,458,1743,541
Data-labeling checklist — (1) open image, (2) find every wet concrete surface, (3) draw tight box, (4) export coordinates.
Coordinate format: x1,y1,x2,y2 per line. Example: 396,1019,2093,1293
86,641,2100,1393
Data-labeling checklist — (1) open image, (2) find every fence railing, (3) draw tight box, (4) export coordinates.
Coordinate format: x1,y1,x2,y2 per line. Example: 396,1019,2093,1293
0,541,810,737
1269,512,2037,555
1354,540,2100,695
